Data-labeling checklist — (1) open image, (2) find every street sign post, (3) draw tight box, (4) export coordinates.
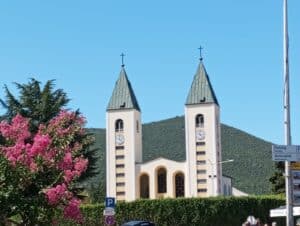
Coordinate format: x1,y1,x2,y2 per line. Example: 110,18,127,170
104,197,116,225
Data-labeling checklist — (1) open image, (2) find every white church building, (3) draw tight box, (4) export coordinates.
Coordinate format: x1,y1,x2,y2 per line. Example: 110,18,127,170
106,59,232,202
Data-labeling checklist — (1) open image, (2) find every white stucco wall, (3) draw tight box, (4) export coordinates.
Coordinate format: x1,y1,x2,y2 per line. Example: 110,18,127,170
222,176,232,196
106,109,142,202
185,103,222,197
136,158,186,199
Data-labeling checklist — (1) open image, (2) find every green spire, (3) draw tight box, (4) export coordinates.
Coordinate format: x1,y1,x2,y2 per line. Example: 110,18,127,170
185,61,219,106
107,67,140,111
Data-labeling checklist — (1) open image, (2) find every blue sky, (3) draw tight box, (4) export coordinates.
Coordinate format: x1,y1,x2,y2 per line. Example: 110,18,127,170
0,1,299,144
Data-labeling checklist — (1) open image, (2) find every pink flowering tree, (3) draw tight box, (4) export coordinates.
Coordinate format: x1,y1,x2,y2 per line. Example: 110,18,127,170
0,111,93,225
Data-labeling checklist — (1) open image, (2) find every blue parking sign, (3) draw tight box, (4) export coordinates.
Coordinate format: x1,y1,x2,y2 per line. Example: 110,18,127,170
105,197,115,208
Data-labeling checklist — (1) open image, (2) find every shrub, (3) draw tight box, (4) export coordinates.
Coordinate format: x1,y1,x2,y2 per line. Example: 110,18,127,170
58,195,285,226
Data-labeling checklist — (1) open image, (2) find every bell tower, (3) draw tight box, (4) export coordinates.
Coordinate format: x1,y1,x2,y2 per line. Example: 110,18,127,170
106,64,142,202
185,59,222,197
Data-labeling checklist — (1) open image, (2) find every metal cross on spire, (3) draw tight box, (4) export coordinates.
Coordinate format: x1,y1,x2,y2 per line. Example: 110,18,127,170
120,53,125,67
198,46,203,61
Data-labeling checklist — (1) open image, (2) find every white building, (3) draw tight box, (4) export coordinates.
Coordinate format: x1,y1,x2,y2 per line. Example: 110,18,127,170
106,59,232,202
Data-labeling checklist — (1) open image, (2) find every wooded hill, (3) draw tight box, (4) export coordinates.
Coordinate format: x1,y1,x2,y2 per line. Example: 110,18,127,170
87,116,274,197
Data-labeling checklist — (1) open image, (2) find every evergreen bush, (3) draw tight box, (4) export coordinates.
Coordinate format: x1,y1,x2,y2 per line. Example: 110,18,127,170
58,195,285,226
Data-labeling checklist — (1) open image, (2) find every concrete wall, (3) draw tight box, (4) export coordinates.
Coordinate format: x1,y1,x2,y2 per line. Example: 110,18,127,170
185,103,222,197
136,158,186,199
106,109,142,202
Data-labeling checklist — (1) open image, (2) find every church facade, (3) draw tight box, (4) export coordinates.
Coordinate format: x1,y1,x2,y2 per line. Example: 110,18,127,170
106,59,231,202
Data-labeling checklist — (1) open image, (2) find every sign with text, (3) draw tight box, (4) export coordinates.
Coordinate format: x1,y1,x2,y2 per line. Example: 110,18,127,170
105,197,116,208
292,162,300,170
103,207,115,216
272,145,300,162
293,170,300,206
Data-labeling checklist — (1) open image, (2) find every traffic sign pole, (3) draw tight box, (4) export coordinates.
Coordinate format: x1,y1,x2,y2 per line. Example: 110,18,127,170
283,0,293,225
104,197,116,225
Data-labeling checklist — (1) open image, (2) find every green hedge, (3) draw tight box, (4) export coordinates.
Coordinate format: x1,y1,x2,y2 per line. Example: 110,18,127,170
59,196,285,226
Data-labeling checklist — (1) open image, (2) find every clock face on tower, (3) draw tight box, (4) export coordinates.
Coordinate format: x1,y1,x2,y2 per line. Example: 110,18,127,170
115,134,125,145
196,130,205,141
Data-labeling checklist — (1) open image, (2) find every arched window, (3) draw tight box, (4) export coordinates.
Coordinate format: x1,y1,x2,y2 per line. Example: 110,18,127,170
115,119,124,132
195,114,204,128
140,174,149,199
157,168,167,193
175,172,184,197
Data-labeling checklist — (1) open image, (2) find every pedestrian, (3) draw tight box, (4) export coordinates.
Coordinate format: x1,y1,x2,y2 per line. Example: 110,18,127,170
242,222,250,226
256,218,262,226
296,218,300,226
246,216,257,226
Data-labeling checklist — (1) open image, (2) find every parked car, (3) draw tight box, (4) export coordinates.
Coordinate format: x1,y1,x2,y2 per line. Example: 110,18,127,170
121,220,155,226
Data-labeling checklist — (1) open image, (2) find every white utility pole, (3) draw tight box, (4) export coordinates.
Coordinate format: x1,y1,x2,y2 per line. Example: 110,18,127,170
283,0,293,225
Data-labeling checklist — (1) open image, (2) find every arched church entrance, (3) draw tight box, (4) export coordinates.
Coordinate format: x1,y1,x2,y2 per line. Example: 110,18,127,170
139,174,149,199
175,172,184,197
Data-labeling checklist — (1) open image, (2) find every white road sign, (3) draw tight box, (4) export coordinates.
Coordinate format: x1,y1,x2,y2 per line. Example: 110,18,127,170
103,207,115,216
272,145,300,162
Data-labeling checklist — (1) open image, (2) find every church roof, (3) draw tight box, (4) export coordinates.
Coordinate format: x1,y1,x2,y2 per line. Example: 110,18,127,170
185,61,219,106
107,67,140,111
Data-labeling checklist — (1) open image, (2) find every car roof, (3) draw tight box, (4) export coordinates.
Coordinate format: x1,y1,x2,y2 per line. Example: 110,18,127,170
122,220,152,225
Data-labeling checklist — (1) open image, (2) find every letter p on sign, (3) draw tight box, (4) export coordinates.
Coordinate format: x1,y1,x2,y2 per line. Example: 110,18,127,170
105,197,115,208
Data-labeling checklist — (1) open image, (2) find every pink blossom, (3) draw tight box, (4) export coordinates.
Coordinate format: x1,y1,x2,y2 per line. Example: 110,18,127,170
0,111,89,224
7,155,16,166
0,114,30,142
63,198,83,224
74,157,88,176
30,134,51,157
3,143,29,166
58,152,73,170
45,183,67,205
29,162,38,172
63,169,75,183
43,148,56,164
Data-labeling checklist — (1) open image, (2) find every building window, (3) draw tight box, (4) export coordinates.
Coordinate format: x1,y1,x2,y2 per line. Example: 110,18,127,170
175,173,185,198
116,182,125,187
116,164,125,168
196,142,205,146
116,173,125,177
115,119,124,132
116,155,125,160
197,188,207,193
140,174,150,199
197,160,206,165
197,169,206,174
157,168,167,193
196,151,206,155
115,146,124,150
195,114,204,128
197,179,207,184
116,191,125,196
